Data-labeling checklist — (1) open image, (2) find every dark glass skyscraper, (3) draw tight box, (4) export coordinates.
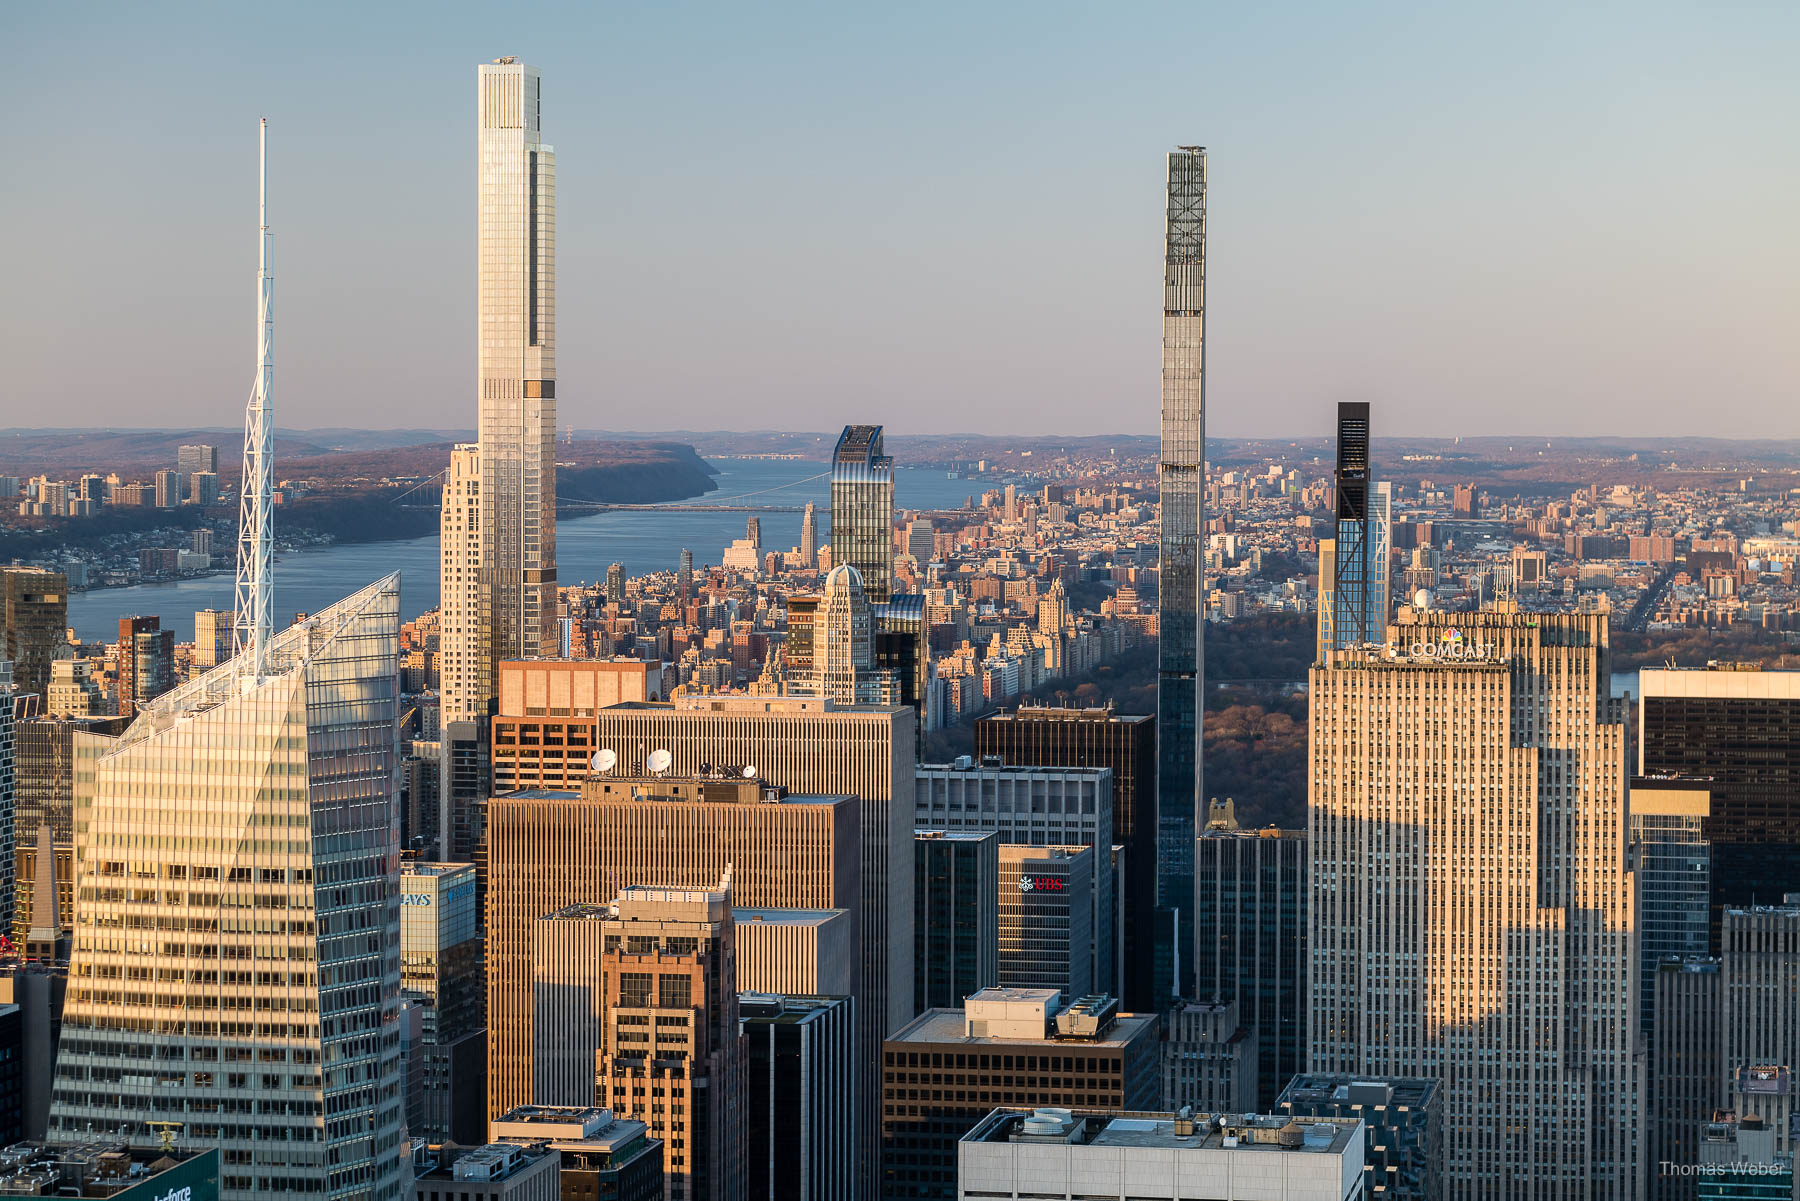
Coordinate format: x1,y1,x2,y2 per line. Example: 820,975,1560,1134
1158,147,1205,995
1316,402,1392,662
974,707,1160,1010
830,424,895,600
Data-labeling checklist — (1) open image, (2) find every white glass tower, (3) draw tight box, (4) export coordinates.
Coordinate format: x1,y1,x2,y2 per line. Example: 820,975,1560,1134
49,573,408,1201
444,57,557,724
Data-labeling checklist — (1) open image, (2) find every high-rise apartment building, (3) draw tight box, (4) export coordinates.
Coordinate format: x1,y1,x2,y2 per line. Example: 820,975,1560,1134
193,607,233,669
1157,146,1206,986
153,468,183,508
1640,667,1800,949
115,615,173,719
914,830,999,1011
401,862,486,1145
1,568,66,702
974,707,1158,1010
882,989,1161,1201
444,58,558,730
740,993,856,1201
1309,607,1638,1197
44,660,102,718
1315,403,1391,662
48,574,408,1201
997,844,1096,1004
177,443,219,476
1721,903,1800,1155
829,425,894,600
594,881,744,1201
440,443,483,722
1193,819,1306,1109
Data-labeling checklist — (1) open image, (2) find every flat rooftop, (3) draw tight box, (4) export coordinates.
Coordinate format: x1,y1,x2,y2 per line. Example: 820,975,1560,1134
965,1109,1360,1156
736,908,847,926
1277,1073,1439,1110
888,1006,1153,1048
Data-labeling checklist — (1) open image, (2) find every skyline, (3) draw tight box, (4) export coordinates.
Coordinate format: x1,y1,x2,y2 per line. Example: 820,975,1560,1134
2,3,1794,439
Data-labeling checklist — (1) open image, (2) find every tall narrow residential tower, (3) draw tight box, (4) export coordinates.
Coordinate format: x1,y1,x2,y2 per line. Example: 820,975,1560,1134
1316,402,1392,662
829,425,894,600
445,58,557,724
1158,146,1205,988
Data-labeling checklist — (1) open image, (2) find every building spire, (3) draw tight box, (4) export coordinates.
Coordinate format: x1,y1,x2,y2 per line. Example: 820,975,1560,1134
234,117,275,676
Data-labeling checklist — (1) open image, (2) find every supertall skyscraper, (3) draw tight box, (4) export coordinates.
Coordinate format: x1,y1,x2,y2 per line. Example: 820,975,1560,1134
1310,607,1639,1198
445,57,558,724
1157,147,1205,988
829,425,894,600
1316,402,1392,661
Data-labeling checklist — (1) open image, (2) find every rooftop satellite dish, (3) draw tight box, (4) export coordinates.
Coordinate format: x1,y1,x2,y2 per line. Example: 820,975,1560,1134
592,748,618,775
647,748,673,776
743,764,758,780
1413,588,1432,610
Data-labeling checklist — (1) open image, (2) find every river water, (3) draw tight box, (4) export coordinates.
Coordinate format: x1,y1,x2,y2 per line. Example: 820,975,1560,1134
67,461,982,642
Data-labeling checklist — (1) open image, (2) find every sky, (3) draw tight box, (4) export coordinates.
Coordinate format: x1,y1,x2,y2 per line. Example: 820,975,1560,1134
1,2,1795,439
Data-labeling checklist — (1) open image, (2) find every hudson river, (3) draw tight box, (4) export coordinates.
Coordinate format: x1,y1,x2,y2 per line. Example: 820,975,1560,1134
67,461,979,642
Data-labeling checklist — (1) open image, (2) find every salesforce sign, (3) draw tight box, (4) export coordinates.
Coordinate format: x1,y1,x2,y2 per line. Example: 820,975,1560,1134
112,1149,219,1201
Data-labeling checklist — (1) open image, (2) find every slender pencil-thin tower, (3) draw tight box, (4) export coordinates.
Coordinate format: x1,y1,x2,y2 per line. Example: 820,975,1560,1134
1158,146,1205,999
234,117,275,676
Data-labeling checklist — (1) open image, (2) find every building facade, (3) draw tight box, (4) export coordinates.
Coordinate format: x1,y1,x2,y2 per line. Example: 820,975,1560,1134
1157,147,1206,988
48,575,408,1201
0,569,65,702
440,443,483,723
486,770,856,1117
1193,822,1306,1109
882,989,1161,1201
400,861,486,1144
913,830,999,1011
1721,904,1800,1155
1632,779,1713,1036
1639,667,1800,950
973,708,1158,1011
595,882,744,1201
1650,958,1723,1201
740,993,856,1201
1276,1075,1441,1201
997,844,1095,1004
1160,999,1257,1115
829,425,894,601
445,58,559,728
1316,403,1392,662
1309,607,1638,1198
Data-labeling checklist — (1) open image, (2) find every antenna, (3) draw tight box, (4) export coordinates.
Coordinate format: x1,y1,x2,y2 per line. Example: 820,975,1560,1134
234,117,275,679
646,748,672,776
592,748,617,775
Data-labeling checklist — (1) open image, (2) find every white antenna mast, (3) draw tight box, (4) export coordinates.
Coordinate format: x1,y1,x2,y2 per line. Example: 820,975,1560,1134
234,117,275,677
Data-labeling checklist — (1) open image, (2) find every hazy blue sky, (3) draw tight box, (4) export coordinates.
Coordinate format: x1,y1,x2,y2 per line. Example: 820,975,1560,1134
2,2,1794,438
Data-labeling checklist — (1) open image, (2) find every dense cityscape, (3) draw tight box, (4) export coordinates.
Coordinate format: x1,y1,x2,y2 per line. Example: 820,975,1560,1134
1,25,1797,1201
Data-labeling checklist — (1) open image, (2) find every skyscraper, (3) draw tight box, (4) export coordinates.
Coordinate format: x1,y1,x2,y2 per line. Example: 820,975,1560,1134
829,425,894,600
485,769,858,1116
48,574,408,1200
975,707,1158,1010
799,502,818,569
740,993,856,1201
0,569,66,703
1721,903,1800,1156
1639,666,1800,949
1315,403,1392,662
997,844,1094,1003
439,444,482,722
400,861,486,1145
446,57,558,726
1193,817,1307,1109
1157,147,1205,985
192,607,233,669
794,565,895,705
177,443,219,475
677,548,694,600
115,615,173,719
1630,779,1712,1035
0,663,13,939
914,830,999,1011
595,881,745,1201
1309,607,1638,1197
